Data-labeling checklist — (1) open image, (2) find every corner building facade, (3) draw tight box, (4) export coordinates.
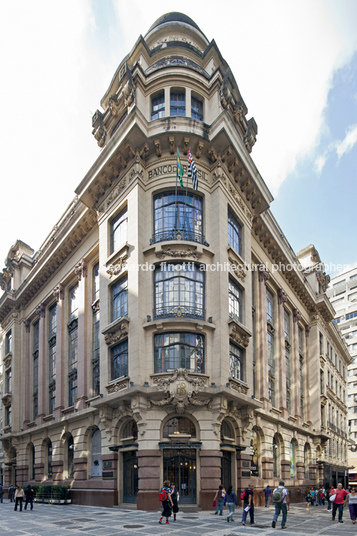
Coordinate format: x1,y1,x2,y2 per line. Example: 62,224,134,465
0,13,351,508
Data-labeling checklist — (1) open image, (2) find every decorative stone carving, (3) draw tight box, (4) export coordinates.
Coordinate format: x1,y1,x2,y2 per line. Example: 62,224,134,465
106,256,127,278
150,35,204,53
25,320,31,333
108,94,120,116
241,406,254,441
258,267,270,284
228,184,246,214
140,143,149,159
36,303,45,318
305,325,311,336
4,355,12,369
233,102,244,123
154,139,162,157
229,320,251,348
109,162,119,177
293,309,302,323
125,141,136,158
2,393,12,406
228,157,239,173
195,141,204,159
169,137,175,154
99,405,113,441
107,378,130,394
244,118,258,153
240,177,251,192
228,255,247,281
150,369,210,413
155,246,202,260
317,272,331,293
92,110,107,148
208,146,217,163
117,152,127,168
145,57,207,78
220,69,232,109
278,288,288,305
103,318,129,346
75,259,87,281
251,196,262,210
246,188,256,202
229,380,249,396
183,137,189,155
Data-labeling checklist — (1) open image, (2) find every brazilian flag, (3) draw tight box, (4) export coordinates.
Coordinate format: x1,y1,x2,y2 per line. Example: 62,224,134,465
177,147,184,188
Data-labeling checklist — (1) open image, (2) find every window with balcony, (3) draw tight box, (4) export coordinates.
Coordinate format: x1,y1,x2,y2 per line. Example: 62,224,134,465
228,210,242,256
111,339,128,380
229,278,242,323
111,276,128,322
191,96,203,121
170,91,185,116
229,342,244,382
152,191,204,244
151,92,165,120
110,207,128,254
154,263,204,319
154,332,204,374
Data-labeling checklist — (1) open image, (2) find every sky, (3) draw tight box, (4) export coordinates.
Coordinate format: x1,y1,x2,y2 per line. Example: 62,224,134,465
0,0,357,278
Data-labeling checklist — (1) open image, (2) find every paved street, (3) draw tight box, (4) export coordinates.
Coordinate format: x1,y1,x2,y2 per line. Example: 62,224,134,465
0,501,355,536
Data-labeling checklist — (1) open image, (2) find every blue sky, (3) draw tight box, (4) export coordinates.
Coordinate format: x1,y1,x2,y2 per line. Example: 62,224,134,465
0,0,356,278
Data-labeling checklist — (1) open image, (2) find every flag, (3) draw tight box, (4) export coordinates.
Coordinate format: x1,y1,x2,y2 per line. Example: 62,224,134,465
176,147,184,188
188,150,198,190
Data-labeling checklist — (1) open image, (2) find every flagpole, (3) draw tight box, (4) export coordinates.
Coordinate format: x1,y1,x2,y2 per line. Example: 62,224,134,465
175,145,179,232
183,147,190,235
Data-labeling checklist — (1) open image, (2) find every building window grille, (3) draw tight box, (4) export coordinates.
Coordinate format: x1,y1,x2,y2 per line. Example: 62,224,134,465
154,332,204,374
151,93,165,120
229,278,242,323
68,284,78,407
229,342,244,381
228,211,242,256
111,339,128,381
170,92,185,116
152,191,204,245
110,208,128,254
191,96,203,121
111,276,128,322
92,263,100,397
154,263,204,320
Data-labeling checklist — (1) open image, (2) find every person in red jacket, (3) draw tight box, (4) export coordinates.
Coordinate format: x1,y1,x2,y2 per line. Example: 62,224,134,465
331,483,349,523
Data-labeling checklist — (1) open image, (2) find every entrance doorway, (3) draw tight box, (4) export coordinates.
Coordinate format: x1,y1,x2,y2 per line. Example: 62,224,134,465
123,451,138,503
163,449,196,503
221,451,232,489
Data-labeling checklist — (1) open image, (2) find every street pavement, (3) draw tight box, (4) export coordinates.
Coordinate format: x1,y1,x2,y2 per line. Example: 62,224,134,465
0,500,355,536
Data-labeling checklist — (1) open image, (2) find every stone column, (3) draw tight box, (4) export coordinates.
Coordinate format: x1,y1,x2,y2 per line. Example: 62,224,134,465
293,309,302,420
35,304,46,425
24,320,31,427
277,289,288,417
53,284,64,420
257,268,269,407
164,87,170,117
200,450,222,509
75,260,88,410
137,450,161,510
305,326,311,424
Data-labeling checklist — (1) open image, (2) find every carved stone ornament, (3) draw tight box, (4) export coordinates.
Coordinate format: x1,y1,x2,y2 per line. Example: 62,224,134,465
229,320,251,348
150,35,204,53
99,405,113,441
228,255,247,281
92,110,107,148
106,256,127,278
278,288,288,306
35,303,46,318
155,246,203,260
4,355,12,370
150,369,210,414
97,174,128,213
233,102,244,123
53,284,64,303
293,309,302,323
75,259,87,281
103,318,129,346
108,94,120,116
244,118,258,153
240,407,254,441
107,378,130,394
258,267,270,284
2,393,12,407
228,184,246,215
229,380,249,396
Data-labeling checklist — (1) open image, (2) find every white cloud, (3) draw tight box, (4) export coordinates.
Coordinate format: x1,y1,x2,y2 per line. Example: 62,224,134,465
336,124,357,158
314,154,328,175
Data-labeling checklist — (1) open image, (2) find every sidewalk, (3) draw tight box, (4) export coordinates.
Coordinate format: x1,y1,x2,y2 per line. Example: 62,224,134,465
0,500,353,536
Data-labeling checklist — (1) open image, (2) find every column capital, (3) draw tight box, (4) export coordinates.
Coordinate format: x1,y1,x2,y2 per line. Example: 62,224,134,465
25,320,31,333
305,325,311,336
293,309,301,323
35,304,46,318
278,288,288,305
53,284,64,303
258,267,270,284
75,259,87,281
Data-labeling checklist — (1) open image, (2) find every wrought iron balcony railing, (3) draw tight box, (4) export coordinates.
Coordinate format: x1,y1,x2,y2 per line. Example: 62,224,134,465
150,229,209,246
154,305,205,320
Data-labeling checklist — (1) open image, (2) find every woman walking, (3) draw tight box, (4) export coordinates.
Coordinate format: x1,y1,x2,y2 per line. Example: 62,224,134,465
14,485,25,511
305,487,312,510
224,484,238,522
348,486,357,523
213,484,225,516
170,483,180,522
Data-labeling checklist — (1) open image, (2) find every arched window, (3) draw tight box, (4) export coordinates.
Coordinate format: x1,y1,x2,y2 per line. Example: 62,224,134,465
163,417,196,438
47,441,53,479
91,429,102,477
290,441,296,478
304,443,310,479
250,430,259,477
28,443,35,480
68,436,74,479
221,420,234,441
273,436,279,478
122,420,138,440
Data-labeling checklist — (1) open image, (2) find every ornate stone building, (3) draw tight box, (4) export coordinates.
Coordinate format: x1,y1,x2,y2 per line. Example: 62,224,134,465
0,12,351,508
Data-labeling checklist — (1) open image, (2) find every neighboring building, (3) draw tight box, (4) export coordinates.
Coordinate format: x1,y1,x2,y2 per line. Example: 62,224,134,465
327,267,357,485
0,12,351,509
0,349,4,486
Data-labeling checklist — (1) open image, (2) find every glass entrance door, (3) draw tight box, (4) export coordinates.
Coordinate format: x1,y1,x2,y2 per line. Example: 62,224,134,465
163,449,196,504
123,451,138,503
221,451,232,489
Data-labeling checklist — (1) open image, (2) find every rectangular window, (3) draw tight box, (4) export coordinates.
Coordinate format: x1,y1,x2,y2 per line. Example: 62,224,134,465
266,288,275,406
154,332,204,374
33,320,39,420
111,339,128,380
229,343,244,381
229,278,242,323
110,208,128,254
92,263,100,397
191,96,203,121
228,211,242,256
111,276,128,322
170,92,185,116
5,369,11,394
284,309,290,342
68,284,78,407
151,93,165,120
48,303,57,415
5,406,11,427
319,332,323,355
5,330,12,354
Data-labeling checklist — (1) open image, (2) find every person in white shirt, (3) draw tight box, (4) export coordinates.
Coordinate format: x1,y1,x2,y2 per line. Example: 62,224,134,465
272,481,290,529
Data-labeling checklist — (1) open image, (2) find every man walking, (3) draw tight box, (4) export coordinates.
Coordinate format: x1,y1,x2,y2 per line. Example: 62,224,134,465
331,482,349,523
263,485,272,507
241,483,255,525
272,480,290,529
8,484,15,502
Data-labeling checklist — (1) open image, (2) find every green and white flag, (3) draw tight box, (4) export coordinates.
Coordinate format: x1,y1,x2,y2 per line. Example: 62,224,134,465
176,147,184,188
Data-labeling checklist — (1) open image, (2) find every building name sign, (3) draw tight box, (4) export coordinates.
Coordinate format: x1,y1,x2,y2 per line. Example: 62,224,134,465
148,164,207,182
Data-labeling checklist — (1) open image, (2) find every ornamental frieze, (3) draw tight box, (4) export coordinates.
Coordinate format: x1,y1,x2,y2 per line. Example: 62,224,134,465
103,318,129,346
145,57,209,79
155,246,203,260
106,378,130,395
229,379,249,396
228,319,251,348
150,35,204,53
106,256,127,278
4,355,12,369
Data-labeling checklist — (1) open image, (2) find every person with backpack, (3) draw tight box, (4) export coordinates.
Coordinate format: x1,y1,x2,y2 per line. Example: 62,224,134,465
263,485,272,507
241,483,255,525
271,480,290,529
224,485,238,522
158,480,174,525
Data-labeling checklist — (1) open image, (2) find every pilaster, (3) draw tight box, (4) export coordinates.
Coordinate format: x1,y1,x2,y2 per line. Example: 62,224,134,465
35,303,46,425
53,284,64,419
257,268,269,406
75,259,88,410
277,289,288,418
24,320,31,426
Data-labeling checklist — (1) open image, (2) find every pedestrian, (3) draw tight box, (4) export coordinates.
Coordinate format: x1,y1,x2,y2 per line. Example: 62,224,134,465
263,484,272,507
224,484,238,522
319,487,325,506
304,487,312,509
213,484,225,516
8,484,15,502
24,485,34,510
241,483,254,525
14,485,25,511
326,483,334,510
272,480,290,529
310,488,315,505
331,482,349,523
347,486,357,523
158,480,173,525
0,483,3,503
170,483,179,522
315,487,319,506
